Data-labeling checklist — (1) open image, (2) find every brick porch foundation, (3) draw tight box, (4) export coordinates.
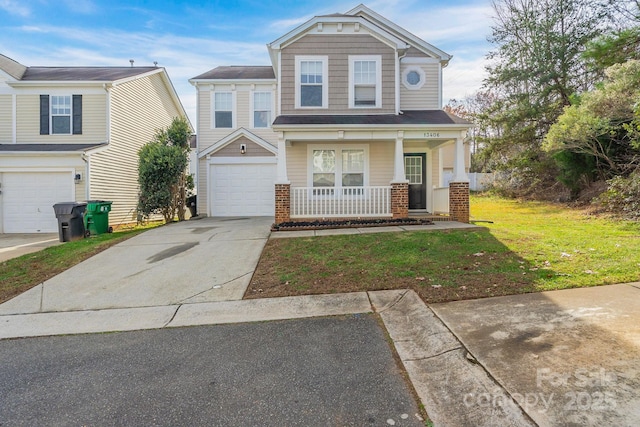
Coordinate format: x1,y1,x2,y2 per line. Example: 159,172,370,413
449,181,470,223
275,183,290,224
391,182,409,219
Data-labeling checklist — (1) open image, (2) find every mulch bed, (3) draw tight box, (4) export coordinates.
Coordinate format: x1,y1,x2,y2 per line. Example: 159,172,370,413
271,218,434,231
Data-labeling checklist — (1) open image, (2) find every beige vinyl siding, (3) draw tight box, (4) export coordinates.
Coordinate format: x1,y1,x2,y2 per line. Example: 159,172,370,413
286,141,394,188
0,95,12,143
197,86,278,155
16,93,107,143
369,141,394,185
405,47,428,57
196,83,278,214
281,34,396,114
236,90,250,128
74,167,86,201
440,143,470,170
286,143,307,187
441,144,454,169
432,149,440,187
400,63,440,110
197,157,208,213
90,72,183,225
212,136,274,157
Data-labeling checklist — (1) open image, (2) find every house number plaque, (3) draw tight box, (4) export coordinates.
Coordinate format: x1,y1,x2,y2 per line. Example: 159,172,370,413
424,132,440,138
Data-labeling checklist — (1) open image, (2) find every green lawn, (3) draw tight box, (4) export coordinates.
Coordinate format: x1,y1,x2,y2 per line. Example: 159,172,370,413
246,194,640,303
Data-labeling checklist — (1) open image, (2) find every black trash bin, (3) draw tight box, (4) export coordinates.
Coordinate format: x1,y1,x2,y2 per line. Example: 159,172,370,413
187,195,197,218
53,202,87,242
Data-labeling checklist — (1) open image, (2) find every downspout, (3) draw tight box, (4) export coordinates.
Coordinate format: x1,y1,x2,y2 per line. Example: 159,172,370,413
82,153,90,200
11,94,16,144
104,83,112,144
396,48,408,115
194,83,200,207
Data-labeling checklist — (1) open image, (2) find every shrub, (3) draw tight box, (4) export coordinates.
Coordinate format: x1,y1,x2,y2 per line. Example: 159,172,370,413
595,170,640,219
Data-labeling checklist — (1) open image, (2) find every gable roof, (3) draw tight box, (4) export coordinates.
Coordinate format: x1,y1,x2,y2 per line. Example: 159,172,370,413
267,4,451,72
20,66,161,81
268,13,409,51
191,66,275,81
1,56,190,130
346,4,452,64
0,54,27,80
198,128,277,158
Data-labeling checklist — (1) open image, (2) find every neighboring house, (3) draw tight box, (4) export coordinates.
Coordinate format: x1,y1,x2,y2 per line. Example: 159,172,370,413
0,54,189,233
190,4,473,224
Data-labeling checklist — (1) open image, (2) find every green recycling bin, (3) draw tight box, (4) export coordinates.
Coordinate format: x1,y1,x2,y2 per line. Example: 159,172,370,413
84,200,113,236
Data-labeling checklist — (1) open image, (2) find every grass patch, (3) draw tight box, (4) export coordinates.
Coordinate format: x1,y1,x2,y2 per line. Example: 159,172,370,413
247,194,640,303
0,223,160,304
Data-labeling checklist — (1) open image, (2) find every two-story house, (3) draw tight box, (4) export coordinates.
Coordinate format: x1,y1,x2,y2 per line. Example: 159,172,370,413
190,4,472,225
0,54,189,233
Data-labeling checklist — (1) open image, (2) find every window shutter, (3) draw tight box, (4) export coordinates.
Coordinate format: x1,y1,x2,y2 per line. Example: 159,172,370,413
40,95,49,135
72,95,82,135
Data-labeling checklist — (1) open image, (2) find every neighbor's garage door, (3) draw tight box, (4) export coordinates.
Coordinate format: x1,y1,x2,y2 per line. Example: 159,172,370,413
2,172,74,233
210,163,275,216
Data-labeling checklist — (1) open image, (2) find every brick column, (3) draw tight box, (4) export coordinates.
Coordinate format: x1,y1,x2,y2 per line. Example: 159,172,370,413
449,182,470,223
391,182,408,219
275,183,291,224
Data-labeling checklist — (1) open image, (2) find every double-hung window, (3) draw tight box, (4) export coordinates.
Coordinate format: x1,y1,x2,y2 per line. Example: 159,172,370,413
296,56,328,108
51,96,71,134
39,94,82,135
310,146,368,196
213,92,233,128
349,56,382,108
252,92,272,128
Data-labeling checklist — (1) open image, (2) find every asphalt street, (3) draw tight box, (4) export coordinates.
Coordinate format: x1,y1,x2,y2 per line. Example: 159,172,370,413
0,314,423,426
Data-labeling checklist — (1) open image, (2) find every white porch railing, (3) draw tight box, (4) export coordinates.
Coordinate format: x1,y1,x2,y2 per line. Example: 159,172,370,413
432,187,449,214
291,186,392,218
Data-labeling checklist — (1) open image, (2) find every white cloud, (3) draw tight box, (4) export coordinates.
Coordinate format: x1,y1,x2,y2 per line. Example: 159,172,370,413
0,0,30,17
442,56,489,103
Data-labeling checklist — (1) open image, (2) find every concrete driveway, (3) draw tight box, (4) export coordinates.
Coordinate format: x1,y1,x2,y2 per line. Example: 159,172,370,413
0,217,273,314
0,233,60,263
432,283,640,427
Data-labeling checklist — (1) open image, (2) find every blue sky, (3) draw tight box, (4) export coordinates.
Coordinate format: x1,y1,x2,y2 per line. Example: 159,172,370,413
0,0,494,125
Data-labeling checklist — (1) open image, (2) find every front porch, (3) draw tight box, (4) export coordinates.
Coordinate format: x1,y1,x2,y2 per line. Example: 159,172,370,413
272,111,472,225
278,181,469,223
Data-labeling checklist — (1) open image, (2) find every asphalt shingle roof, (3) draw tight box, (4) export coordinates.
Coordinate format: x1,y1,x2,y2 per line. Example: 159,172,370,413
0,143,107,152
191,66,275,80
273,110,472,126
20,67,159,81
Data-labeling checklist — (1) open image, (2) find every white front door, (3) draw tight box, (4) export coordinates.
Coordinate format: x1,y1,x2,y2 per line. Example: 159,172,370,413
2,172,74,233
209,163,276,216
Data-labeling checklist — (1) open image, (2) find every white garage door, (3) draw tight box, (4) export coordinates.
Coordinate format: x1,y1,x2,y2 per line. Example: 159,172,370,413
210,163,275,216
2,172,74,233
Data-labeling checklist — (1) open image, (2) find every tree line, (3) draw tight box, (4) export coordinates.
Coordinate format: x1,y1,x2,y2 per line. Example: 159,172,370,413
448,0,640,218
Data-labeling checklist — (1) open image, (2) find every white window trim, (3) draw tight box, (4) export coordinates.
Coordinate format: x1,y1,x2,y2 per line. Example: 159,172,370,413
402,66,426,90
307,144,370,192
50,95,72,135
295,55,329,109
250,90,274,129
348,55,382,109
211,91,236,129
